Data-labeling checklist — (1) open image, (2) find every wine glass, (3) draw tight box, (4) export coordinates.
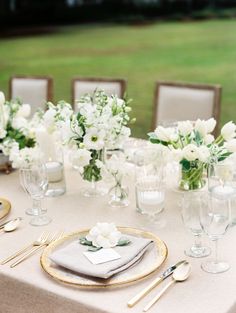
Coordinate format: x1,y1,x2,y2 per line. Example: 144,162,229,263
181,191,211,258
21,163,51,226
200,192,231,273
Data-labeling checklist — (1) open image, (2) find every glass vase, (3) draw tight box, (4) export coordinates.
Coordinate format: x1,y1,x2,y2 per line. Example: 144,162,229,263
179,163,206,191
109,175,129,208
81,149,106,197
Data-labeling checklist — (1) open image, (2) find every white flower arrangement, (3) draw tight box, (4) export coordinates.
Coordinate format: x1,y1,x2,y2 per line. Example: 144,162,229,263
80,222,130,251
149,118,236,190
45,89,133,183
0,91,37,168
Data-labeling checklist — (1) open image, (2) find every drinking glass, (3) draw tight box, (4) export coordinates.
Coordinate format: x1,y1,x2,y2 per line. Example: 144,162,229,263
21,163,51,226
181,191,211,258
135,152,166,228
200,193,231,273
208,161,235,197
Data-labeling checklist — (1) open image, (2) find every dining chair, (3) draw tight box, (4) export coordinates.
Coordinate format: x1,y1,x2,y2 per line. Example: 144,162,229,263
9,76,53,116
72,77,127,111
152,81,222,136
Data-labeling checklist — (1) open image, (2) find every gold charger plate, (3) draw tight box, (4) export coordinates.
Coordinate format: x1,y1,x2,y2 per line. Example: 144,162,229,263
40,227,168,289
0,198,11,220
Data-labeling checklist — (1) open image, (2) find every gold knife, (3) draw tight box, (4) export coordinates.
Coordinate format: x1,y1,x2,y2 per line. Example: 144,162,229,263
127,260,186,308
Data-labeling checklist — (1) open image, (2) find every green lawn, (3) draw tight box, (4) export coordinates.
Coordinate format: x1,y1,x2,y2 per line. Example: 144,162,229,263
1,20,236,138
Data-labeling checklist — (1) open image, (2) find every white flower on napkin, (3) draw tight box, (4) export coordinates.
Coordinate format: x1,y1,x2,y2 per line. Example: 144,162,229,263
86,223,122,249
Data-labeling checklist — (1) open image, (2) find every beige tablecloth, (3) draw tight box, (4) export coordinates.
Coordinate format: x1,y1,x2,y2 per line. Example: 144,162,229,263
0,167,236,313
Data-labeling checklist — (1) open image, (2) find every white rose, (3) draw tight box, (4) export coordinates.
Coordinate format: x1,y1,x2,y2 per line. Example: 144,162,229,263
221,121,236,141
17,104,31,118
178,121,193,136
154,126,177,142
198,146,210,162
0,91,5,106
86,222,121,248
204,134,214,145
224,139,236,153
183,144,200,161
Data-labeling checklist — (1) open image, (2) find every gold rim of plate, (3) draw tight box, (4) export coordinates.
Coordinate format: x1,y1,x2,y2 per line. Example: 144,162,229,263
40,227,168,289
0,198,11,220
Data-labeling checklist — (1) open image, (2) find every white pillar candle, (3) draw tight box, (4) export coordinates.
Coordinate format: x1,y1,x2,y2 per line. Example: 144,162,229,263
45,161,63,183
36,127,57,161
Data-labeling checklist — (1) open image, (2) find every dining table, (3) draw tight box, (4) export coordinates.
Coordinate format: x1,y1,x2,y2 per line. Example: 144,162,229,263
0,163,236,313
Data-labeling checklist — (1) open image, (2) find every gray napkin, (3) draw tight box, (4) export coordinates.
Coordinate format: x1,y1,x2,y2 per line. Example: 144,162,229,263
50,234,153,279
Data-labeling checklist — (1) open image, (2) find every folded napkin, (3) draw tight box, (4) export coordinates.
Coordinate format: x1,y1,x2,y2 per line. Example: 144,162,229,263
50,234,153,279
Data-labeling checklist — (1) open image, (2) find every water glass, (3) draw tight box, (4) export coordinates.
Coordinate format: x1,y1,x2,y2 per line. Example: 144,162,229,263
181,191,211,258
21,163,51,226
200,192,231,273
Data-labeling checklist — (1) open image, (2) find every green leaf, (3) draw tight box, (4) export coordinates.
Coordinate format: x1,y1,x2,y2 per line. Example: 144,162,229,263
180,159,191,171
88,246,102,252
79,237,93,246
117,237,131,246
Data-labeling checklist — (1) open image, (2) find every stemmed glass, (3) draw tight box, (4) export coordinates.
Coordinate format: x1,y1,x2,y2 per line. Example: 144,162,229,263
21,163,51,226
200,192,231,273
181,191,211,258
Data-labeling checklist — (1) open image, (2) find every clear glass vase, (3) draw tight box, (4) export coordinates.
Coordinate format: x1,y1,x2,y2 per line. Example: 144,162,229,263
81,149,106,197
179,163,206,191
109,176,129,208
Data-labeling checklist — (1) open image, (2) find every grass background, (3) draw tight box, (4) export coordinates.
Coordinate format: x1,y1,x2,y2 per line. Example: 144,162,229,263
0,19,236,138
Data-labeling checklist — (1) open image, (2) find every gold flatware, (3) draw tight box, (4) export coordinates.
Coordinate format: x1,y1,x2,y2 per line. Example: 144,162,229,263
127,260,186,308
0,218,22,234
0,217,22,230
1,231,49,265
143,262,191,312
10,231,64,268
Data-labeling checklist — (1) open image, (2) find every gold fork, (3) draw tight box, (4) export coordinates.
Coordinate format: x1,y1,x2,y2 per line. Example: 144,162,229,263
10,231,64,268
1,231,49,265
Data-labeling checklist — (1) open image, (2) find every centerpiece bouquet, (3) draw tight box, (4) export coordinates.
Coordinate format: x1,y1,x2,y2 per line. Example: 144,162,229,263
0,92,37,169
44,89,133,196
149,118,236,190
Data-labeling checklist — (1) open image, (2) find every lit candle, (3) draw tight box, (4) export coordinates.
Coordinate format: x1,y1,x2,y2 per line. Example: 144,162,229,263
45,161,63,183
212,185,235,197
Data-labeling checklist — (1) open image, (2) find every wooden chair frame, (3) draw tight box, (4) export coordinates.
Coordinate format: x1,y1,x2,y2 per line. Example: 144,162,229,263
9,75,53,108
152,80,222,136
71,77,127,107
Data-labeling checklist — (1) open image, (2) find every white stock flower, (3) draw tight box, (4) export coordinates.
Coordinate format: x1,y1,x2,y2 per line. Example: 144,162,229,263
9,147,42,168
154,126,177,142
43,108,57,131
16,104,31,118
0,91,5,105
83,128,105,150
221,121,236,141
86,222,121,248
183,144,200,161
178,120,193,136
224,139,236,153
0,128,7,139
71,149,91,167
204,134,215,145
12,117,27,130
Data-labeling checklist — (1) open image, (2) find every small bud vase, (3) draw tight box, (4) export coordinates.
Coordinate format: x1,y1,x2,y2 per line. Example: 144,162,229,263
81,149,106,197
109,175,129,208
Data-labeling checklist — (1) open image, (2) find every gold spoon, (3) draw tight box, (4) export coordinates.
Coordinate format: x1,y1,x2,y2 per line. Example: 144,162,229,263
143,261,191,312
0,218,22,234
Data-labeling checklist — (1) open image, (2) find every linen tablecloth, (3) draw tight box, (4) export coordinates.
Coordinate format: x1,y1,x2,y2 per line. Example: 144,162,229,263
0,167,236,313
